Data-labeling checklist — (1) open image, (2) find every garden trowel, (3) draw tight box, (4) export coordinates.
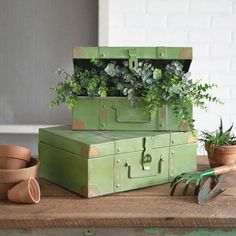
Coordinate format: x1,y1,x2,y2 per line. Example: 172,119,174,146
197,175,225,204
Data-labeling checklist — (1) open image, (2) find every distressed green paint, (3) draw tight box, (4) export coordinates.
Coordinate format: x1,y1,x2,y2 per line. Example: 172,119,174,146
72,98,100,130
39,142,114,198
2,228,236,236
39,142,88,193
87,156,114,197
72,97,192,131
73,46,192,60
72,47,99,58
169,143,197,181
39,126,115,158
0,227,236,236
39,126,196,198
144,228,236,235
115,147,169,192
170,131,197,146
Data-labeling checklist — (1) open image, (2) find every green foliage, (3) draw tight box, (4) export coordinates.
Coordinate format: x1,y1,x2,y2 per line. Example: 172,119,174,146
199,118,236,146
49,60,222,130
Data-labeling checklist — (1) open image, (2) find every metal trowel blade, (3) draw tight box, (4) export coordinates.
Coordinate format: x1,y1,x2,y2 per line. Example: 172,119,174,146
198,175,225,204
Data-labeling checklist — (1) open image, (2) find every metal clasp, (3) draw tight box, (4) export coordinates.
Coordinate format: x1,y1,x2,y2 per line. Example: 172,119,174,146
142,154,152,170
129,48,138,70
141,137,154,170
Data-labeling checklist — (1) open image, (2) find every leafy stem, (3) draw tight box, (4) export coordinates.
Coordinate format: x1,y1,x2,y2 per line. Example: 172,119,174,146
49,60,222,130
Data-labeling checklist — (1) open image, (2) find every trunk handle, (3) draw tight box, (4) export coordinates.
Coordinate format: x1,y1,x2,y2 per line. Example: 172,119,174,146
126,157,166,179
111,105,151,123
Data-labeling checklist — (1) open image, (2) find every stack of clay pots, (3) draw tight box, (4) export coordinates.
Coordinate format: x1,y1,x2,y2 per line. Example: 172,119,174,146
0,145,41,204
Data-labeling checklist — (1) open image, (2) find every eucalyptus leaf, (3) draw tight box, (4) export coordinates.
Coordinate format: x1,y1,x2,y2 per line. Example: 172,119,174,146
104,63,116,77
50,58,222,130
153,68,162,80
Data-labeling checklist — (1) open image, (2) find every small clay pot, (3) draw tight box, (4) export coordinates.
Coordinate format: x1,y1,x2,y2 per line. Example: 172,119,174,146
205,144,236,168
8,177,41,204
0,145,31,169
0,157,39,199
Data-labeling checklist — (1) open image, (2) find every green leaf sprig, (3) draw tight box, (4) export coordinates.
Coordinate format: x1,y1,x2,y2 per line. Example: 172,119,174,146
49,59,222,130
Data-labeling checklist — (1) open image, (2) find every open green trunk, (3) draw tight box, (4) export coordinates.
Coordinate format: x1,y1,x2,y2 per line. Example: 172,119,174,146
72,46,193,131
39,126,197,198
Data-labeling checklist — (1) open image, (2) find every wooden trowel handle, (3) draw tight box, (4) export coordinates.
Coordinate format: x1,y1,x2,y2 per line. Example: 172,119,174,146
213,163,236,175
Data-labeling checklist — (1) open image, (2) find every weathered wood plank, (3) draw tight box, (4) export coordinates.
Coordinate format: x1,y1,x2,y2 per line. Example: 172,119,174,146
1,195,236,228
1,228,236,236
1,156,236,228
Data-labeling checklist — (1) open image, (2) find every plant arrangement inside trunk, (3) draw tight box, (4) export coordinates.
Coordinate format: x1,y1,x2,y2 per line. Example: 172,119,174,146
199,119,236,167
49,59,221,130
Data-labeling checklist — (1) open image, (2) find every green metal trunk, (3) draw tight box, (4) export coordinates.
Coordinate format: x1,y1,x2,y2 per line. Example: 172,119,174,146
72,46,192,131
39,126,197,198
72,97,192,131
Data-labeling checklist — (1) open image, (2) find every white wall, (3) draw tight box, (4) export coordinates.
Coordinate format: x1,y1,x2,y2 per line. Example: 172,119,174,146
99,0,236,140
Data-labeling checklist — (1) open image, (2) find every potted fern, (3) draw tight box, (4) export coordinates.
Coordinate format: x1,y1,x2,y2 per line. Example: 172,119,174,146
200,119,236,167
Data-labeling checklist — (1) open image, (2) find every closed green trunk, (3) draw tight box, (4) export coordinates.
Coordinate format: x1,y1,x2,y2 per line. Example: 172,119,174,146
39,126,197,198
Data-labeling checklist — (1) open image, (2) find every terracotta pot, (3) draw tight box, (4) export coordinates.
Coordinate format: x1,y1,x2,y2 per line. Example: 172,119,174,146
0,145,31,169
0,157,39,199
0,183,15,199
205,144,236,168
8,177,41,204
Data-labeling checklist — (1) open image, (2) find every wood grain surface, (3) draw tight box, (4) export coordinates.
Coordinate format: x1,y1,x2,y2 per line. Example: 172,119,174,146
1,156,236,229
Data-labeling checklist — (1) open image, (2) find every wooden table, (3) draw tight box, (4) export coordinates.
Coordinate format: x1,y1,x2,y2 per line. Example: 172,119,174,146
1,156,236,236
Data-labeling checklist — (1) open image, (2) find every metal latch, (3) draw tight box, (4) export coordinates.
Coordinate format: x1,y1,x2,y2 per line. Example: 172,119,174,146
142,137,154,170
129,48,138,70
157,47,167,58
